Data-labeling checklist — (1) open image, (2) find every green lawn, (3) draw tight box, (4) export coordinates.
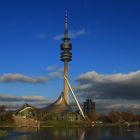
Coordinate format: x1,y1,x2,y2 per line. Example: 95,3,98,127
0,130,8,137
41,120,85,127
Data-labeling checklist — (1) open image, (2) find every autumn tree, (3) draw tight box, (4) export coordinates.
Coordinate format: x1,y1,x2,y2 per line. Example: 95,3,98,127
134,114,140,122
88,110,98,121
121,111,134,122
108,110,121,123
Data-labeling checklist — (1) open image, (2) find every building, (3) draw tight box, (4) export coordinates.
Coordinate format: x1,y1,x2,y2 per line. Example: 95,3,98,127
40,92,73,120
14,103,39,127
83,99,95,118
44,11,73,118
14,103,37,119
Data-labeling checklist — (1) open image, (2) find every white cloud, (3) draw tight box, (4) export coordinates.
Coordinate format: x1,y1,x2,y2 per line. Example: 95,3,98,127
54,29,88,41
0,94,46,102
22,96,46,102
46,65,63,79
0,66,64,84
49,72,62,79
46,65,58,71
0,94,52,110
0,73,48,84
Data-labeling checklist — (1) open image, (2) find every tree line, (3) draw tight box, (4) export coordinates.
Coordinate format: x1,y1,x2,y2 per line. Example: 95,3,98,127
88,110,140,124
1,105,140,124
0,105,14,123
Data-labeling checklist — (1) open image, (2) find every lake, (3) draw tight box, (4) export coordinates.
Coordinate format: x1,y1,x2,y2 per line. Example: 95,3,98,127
1,126,140,140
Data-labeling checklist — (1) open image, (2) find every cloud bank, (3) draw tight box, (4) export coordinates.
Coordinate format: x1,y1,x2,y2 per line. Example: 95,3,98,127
0,71,63,84
76,70,140,100
46,65,63,79
76,70,140,113
0,94,46,102
0,73,48,84
0,94,52,110
0,64,64,84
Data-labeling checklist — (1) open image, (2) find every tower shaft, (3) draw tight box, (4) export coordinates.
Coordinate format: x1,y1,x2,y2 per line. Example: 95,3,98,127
60,10,72,105
64,62,69,104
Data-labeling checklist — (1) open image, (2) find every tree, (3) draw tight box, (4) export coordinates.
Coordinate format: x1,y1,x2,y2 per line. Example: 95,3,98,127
88,110,98,121
0,105,6,116
0,106,14,122
108,110,120,123
121,111,134,122
98,114,111,123
134,114,140,122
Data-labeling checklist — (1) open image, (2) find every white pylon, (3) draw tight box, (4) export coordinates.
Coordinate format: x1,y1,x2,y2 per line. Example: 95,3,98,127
64,75,86,120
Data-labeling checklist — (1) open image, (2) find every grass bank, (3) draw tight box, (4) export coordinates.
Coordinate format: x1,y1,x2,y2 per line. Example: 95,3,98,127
0,122,15,127
0,130,8,137
40,120,87,127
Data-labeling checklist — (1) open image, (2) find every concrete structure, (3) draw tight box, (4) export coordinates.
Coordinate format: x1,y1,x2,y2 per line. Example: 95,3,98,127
43,12,86,121
64,76,86,120
83,99,95,118
44,11,72,116
60,10,72,105
43,92,72,118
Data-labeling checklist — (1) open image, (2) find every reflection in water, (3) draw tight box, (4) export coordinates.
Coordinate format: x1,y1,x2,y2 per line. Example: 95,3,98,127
2,127,140,140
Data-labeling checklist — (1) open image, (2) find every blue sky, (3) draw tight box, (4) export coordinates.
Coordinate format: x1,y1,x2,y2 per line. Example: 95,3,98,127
0,0,140,112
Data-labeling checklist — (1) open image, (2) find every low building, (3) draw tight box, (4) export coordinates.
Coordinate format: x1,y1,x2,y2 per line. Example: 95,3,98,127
14,103,37,119
14,103,39,127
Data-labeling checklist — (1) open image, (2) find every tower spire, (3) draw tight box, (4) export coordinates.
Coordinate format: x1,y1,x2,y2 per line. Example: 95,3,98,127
64,10,68,38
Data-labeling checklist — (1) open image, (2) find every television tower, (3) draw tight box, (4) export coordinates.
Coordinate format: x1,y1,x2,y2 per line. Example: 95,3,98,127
60,10,72,105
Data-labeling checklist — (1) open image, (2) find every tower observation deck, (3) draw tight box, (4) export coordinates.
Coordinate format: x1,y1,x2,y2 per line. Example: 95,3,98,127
60,11,72,105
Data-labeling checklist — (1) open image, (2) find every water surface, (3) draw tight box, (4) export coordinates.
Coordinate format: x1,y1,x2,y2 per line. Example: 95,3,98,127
1,126,140,140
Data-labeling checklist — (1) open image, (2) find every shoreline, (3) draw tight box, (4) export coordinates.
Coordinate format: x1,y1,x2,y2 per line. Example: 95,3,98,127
0,122,140,128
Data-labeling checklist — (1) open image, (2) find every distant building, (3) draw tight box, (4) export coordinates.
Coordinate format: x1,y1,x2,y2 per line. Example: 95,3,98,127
83,99,95,117
14,103,37,119
13,103,39,127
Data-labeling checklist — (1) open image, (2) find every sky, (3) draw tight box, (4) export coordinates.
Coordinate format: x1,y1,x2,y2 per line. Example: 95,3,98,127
0,0,140,113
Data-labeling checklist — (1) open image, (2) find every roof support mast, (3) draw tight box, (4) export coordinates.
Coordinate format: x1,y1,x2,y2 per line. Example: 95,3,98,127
64,75,86,120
